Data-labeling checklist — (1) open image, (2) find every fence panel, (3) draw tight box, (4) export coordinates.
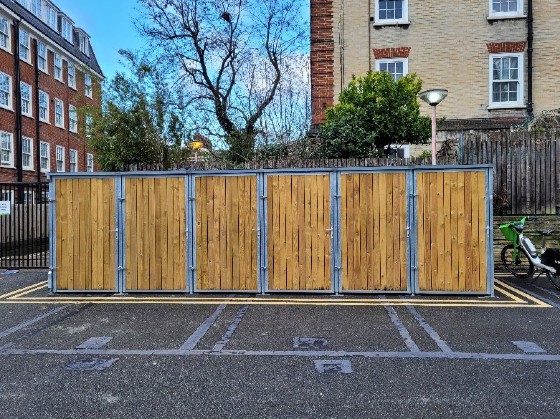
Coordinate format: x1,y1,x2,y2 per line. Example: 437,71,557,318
195,175,258,291
55,178,116,291
340,173,408,291
266,174,332,291
416,171,488,293
0,183,49,269
125,177,186,291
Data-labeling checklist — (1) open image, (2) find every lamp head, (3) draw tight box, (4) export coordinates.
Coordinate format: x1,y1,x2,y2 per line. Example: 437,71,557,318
419,89,448,106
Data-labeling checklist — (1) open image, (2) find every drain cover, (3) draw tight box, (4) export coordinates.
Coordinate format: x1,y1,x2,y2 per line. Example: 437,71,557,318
65,358,119,371
314,360,352,374
293,337,328,350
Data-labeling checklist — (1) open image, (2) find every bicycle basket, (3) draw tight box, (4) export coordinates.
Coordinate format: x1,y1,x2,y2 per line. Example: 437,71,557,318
499,224,518,242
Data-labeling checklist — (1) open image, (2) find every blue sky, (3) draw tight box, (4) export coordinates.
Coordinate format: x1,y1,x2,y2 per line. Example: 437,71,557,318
53,0,144,79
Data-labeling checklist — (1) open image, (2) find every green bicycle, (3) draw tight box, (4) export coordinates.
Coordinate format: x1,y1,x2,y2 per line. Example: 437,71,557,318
499,217,560,290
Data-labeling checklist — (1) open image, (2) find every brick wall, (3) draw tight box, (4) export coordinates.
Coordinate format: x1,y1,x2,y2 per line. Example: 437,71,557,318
313,1,560,126
0,19,100,182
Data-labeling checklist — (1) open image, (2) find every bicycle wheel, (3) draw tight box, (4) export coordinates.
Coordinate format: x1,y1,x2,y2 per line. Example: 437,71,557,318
501,244,534,279
546,271,560,290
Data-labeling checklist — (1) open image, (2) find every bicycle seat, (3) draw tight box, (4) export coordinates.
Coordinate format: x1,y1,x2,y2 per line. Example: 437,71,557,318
540,230,554,236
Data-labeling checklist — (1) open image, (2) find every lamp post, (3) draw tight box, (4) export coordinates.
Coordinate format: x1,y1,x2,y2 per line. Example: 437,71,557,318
419,88,448,165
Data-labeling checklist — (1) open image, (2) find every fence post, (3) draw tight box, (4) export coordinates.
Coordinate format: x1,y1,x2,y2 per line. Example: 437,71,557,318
407,168,418,295
116,176,126,294
331,170,342,294
48,178,56,292
257,172,268,294
186,174,196,294
486,167,495,297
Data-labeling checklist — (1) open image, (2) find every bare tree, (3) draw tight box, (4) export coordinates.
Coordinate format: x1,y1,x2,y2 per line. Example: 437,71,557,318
136,0,307,162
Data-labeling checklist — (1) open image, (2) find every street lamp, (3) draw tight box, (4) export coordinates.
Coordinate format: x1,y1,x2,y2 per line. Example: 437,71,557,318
419,88,448,165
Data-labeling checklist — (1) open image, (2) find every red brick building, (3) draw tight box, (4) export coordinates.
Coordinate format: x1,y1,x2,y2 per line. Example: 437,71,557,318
0,0,102,183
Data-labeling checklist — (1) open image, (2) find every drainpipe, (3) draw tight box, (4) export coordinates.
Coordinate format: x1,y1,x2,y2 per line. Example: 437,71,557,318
527,0,534,117
14,21,23,184
33,38,41,183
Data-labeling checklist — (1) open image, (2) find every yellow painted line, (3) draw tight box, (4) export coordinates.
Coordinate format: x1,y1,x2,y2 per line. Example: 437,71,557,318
494,285,524,303
495,280,551,307
0,282,48,300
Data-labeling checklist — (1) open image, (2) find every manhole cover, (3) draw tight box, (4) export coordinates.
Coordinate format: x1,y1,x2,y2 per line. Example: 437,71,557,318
314,360,352,374
65,358,119,371
293,337,328,350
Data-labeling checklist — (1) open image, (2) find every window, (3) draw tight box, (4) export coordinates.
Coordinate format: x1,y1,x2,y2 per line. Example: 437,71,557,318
375,0,408,24
30,0,42,17
22,136,33,170
19,28,30,62
489,53,524,107
85,115,93,137
1,190,14,203
78,32,89,56
69,104,77,132
1,131,13,167
20,82,32,117
0,71,12,109
69,149,77,172
67,63,76,88
55,98,64,127
54,53,63,81
490,0,523,17
375,58,408,81
84,74,92,98
86,153,94,172
60,17,73,43
0,15,10,51
56,145,65,172
37,42,47,72
40,141,50,171
46,4,57,30
39,90,49,122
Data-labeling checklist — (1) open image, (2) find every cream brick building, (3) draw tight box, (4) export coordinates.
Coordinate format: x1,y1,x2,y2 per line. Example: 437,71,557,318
311,0,560,138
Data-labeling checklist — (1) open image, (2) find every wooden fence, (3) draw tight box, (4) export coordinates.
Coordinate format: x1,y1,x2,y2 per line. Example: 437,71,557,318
460,131,560,215
49,166,494,295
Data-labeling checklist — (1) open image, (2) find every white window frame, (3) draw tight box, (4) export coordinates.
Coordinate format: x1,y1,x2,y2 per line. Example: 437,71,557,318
20,81,32,117
60,17,73,44
69,149,78,172
55,98,64,128
0,71,12,110
84,74,92,98
19,28,31,63
69,104,77,133
46,4,57,30
78,32,89,56
375,0,409,25
22,136,33,170
375,58,408,81
86,153,94,172
31,0,42,17
37,41,48,73
40,141,50,172
54,53,63,81
0,130,14,167
489,53,524,108
0,14,11,53
489,0,524,18
67,62,76,89
55,145,65,172
39,90,49,122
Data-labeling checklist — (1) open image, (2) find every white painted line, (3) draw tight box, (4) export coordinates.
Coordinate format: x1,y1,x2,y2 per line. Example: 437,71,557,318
404,304,452,353
512,341,547,354
213,305,249,352
0,305,69,339
76,337,113,350
381,297,421,353
180,304,227,350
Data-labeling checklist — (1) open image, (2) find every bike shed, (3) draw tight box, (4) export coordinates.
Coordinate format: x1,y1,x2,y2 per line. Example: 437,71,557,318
48,165,494,295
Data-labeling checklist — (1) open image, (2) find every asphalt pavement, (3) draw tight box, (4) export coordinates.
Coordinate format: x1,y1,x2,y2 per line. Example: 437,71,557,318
1,270,560,418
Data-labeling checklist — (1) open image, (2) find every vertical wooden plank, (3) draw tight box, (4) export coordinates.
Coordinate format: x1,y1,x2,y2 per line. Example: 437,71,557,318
160,179,169,290
291,175,299,290
450,172,459,291
340,175,348,290
134,179,144,291
278,176,287,289
249,176,258,290
270,176,280,289
398,173,407,290
56,179,67,290
316,175,326,289
428,173,438,290
416,173,425,291
464,173,474,292
218,177,227,289
471,171,480,289
297,176,306,290
231,177,240,291
323,174,331,289
147,178,156,289
304,175,313,290
379,174,387,289
457,172,466,291
358,174,367,290
385,174,394,289
168,178,177,289
153,178,163,290
177,177,186,290
478,171,487,291
104,179,116,290
238,177,247,289
366,174,374,290
435,172,445,291
442,173,452,291
372,174,381,290
126,179,138,291
196,177,206,289
391,174,401,290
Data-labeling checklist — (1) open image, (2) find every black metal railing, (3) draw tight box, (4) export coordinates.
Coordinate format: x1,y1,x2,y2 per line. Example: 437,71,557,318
0,182,49,269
